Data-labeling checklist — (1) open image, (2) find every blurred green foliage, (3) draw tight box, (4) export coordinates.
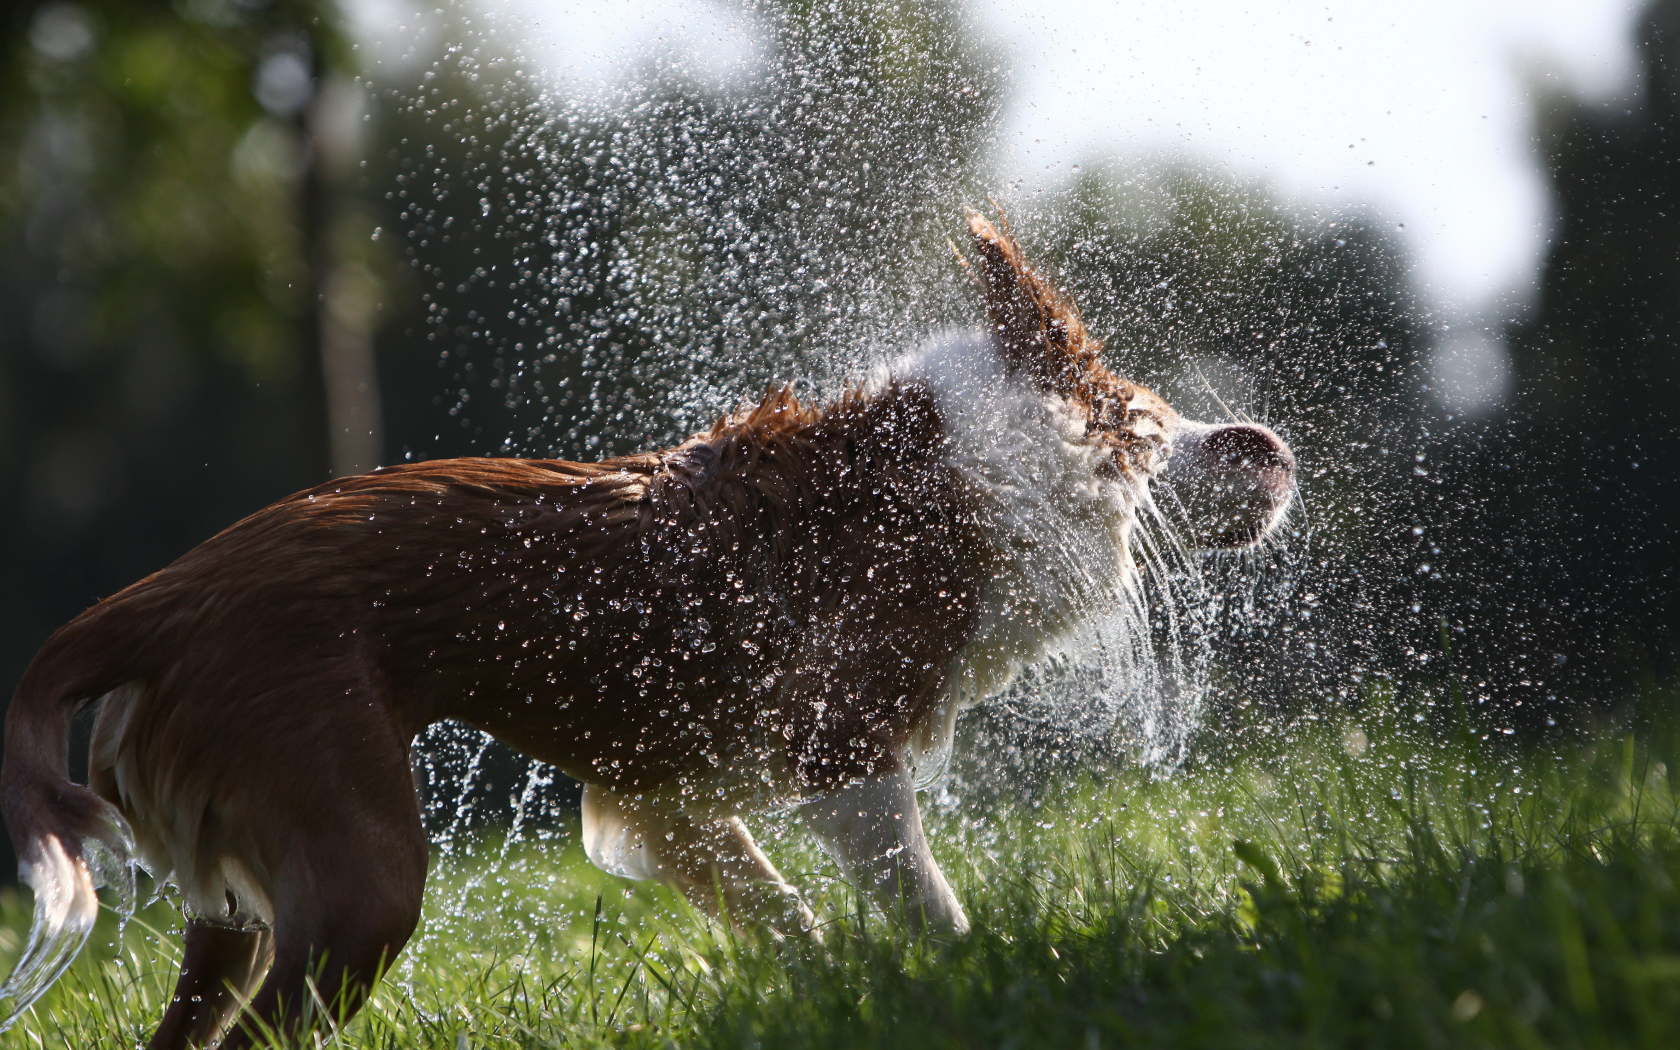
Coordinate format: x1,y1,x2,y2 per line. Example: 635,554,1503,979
0,0,338,384
1420,1,1680,712
0,0,348,880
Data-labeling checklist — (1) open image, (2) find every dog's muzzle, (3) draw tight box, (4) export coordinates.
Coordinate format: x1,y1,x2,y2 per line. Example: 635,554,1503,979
1157,421,1296,549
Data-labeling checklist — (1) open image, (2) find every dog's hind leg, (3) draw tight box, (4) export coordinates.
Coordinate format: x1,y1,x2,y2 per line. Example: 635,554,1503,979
581,785,817,938
801,766,968,935
147,924,274,1050
214,819,426,1049
207,726,429,1049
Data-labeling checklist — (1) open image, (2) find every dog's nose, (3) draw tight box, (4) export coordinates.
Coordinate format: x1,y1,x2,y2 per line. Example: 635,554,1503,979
1160,422,1296,549
1201,424,1295,490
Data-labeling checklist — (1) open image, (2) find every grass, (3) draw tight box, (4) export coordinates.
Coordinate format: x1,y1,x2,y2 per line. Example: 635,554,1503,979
3,683,1680,1048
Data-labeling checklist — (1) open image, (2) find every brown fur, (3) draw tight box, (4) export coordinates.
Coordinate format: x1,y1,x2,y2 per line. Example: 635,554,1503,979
1,216,1290,1048
964,210,1171,474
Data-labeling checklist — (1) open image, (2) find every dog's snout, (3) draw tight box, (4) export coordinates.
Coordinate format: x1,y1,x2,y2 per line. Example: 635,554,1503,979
1202,424,1294,477
1198,425,1296,506
1160,421,1296,549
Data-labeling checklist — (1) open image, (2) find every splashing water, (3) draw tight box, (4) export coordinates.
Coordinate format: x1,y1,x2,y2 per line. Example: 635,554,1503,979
376,0,1312,952
377,0,1008,458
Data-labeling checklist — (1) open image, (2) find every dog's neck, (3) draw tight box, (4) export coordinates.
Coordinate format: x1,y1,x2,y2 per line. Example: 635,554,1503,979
889,332,1144,780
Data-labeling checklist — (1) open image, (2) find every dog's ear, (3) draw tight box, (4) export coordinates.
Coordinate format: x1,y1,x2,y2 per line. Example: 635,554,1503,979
964,208,1104,390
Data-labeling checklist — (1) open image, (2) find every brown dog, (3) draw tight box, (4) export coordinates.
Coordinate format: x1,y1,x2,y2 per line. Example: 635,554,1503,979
0,213,1293,1048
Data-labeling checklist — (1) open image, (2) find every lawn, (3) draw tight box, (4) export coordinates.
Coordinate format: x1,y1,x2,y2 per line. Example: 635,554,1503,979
3,682,1679,1048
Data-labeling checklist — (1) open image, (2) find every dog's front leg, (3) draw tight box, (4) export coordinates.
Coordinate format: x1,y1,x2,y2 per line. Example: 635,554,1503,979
580,784,817,939
801,767,969,935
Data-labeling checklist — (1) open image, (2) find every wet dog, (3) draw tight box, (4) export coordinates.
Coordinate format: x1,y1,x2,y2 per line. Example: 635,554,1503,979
0,213,1293,1048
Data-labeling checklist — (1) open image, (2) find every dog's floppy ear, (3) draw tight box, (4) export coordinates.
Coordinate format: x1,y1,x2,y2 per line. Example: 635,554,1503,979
959,209,1179,468
963,208,1105,392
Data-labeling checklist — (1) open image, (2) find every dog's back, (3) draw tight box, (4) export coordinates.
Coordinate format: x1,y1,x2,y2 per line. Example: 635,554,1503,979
2,371,998,1044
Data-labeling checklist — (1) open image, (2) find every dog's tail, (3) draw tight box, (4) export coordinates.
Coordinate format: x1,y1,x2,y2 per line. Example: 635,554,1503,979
0,606,142,1032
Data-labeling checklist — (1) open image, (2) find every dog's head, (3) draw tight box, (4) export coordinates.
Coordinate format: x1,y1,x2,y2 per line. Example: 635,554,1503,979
964,210,1294,553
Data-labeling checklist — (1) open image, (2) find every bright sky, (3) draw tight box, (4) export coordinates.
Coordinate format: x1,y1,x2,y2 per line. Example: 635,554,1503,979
978,0,1643,323
355,0,1646,325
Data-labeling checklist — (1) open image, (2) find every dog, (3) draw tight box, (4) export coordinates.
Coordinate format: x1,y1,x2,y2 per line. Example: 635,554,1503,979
0,212,1294,1048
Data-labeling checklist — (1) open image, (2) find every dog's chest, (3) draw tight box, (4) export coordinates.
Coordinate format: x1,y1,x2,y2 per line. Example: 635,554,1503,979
904,334,1139,708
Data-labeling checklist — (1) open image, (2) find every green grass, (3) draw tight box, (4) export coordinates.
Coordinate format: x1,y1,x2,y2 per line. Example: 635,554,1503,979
5,685,1680,1048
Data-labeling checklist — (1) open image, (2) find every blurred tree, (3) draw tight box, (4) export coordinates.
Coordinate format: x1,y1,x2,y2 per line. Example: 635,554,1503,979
1419,0,1680,721
0,0,371,875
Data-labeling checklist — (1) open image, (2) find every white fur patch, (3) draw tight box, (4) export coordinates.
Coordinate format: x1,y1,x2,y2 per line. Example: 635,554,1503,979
800,767,968,933
891,333,1144,773
0,837,101,1031
582,786,652,881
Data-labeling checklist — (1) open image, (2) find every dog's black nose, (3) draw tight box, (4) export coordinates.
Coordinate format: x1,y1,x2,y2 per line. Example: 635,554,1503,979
1161,422,1296,549
1200,424,1295,477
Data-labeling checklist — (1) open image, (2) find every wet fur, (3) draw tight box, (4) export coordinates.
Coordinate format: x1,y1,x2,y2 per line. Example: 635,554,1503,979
0,213,1289,1048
